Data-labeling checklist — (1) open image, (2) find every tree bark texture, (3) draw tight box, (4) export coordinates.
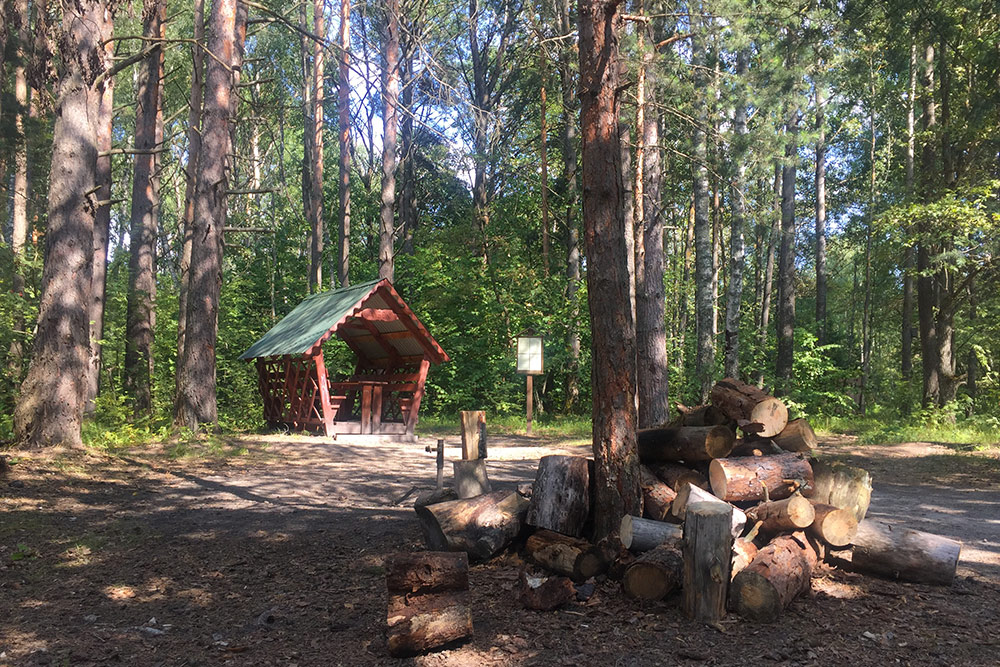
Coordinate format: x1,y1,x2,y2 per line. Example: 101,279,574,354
177,0,206,397
579,0,641,541
851,519,960,586
724,48,748,378
524,529,608,582
691,5,714,404
125,0,164,418
385,552,469,594
559,0,580,412
639,465,677,521
175,0,242,431
775,117,798,395
526,455,590,537
710,377,788,437
682,501,734,622
671,483,747,537
918,43,939,407
708,453,813,502
387,591,472,657
308,0,326,291
646,461,708,492
754,164,781,387
379,0,400,281
14,0,106,447
746,495,815,534
810,460,872,522
416,489,529,561
85,6,115,415
337,0,351,286
637,425,735,463
624,543,683,601
731,533,816,623
814,83,827,345
620,514,682,553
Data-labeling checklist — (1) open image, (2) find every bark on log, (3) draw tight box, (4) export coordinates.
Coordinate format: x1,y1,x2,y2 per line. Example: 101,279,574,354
620,515,683,553
746,495,816,533
415,489,529,560
671,482,747,537
766,418,817,453
732,537,758,578
526,455,590,537
640,465,677,521
623,544,683,600
810,460,872,521
671,403,734,428
387,590,473,657
682,502,734,622
730,439,782,457
851,519,961,586
646,462,709,491
385,552,469,594
637,425,735,463
730,533,817,623
808,502,858,548
518,569,577,610
460,410,486,459
415,487,457,507
710,378,789,437
709,453,814,502
453,459,492,499
524,529,607,582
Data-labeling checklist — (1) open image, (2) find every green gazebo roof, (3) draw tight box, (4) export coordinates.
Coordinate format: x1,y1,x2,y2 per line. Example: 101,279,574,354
239,278,448,363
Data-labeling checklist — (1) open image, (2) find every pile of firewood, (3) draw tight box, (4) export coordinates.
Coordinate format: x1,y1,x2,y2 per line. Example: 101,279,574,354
389,378,963,655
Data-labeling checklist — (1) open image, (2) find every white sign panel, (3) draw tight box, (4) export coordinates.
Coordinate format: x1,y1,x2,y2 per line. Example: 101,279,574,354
516,336,544,375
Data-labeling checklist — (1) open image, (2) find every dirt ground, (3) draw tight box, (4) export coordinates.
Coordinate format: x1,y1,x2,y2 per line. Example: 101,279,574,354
1,432,999,667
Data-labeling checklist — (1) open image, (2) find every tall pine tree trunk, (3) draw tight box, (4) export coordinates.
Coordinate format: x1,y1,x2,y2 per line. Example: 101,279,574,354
901,37,916,383
125,0,164,418
379,0,400,281
917,43,939,407
724,48,748,380
337,0,351,286
559,0,580,412
468,0,490,255
814,81,827,346
174,0,244,431
775,113,798,396
754,163,780,387
579,0,640,540
308,0,326,291
7,0,31,382
14,0,107,447
177,0,206,397
691,5,714,403
399,48,417,256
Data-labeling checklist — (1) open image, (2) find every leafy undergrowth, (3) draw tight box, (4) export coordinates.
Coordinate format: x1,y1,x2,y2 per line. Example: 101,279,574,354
814,415,1000,450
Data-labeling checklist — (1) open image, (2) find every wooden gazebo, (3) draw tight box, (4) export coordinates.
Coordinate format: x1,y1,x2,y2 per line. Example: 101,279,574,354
240,278,448,437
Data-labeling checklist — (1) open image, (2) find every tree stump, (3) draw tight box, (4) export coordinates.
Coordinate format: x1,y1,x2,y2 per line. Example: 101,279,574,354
640,465,676,521
710,378,788,437
810,460,872,521
671,482,747,537
620,515,683,553
851,519,961,585
460,410,486,459
386,552,472,657
682,502,734,623
730,533,817,623
746,495,815,534
637,425,735,463
415,489,529,560
623,544,683,600
808,502,858,547
452,459,491,499
524,529,607,582
646,462,709,492
526,455,590,537
709,452,814,502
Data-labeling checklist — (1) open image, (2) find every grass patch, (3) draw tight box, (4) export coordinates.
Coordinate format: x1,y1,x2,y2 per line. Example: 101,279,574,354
417,414,592,440
814,415,1000,449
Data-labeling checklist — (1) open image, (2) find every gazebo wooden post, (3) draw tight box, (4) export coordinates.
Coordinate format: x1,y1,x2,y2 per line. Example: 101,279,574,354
315,350,335,436
405,357,431,435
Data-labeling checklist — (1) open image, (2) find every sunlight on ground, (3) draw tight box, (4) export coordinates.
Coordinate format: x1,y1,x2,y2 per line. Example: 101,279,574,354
104,585,136,601
813,577,865,599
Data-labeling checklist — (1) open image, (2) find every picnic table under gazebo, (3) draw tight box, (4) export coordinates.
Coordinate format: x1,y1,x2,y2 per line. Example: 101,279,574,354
240,278,448,438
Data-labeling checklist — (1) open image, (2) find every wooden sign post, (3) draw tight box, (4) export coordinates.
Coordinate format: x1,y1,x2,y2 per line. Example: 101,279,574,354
516,332,544,436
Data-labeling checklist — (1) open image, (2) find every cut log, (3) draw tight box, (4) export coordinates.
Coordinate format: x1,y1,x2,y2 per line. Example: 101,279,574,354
710,378,788,437
671,482,747,537
620,515,683,553
646,462,709,492
414,487,458,507
765,418,817,453
385,552,469,594
730,533,817,623
851,520,961,586
415,489,529,560
808,502,858,548
623,544,683,600
526,455,590,537
518,569,577,610
638,425,735,463
730,439,782,457
732,537,759,578
524,529,607,582
810,460,872,521
746,495,816,533
640,465,677,521
671,403,734,428
709,453,814,502
452,459,492,499
387,590,473,657
682,501,734,622
460,410,486,460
